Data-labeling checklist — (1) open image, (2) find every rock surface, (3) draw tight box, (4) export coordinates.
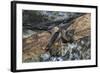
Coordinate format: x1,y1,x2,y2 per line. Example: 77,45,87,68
67,13,91,40
22,14,91,62
22,31,51,62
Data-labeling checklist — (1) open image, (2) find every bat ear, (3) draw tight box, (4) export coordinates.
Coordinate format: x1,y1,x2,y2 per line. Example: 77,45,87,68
61,29,75,43
61,30,68,42
66,29,75,36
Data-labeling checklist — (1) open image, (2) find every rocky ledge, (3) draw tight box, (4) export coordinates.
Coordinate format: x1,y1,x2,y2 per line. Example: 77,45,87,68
22,14,91,63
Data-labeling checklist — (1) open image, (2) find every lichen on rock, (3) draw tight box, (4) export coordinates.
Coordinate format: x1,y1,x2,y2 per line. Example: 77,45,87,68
22,13,91,62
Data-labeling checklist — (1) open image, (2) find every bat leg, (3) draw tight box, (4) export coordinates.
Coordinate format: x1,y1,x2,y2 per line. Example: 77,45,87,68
59,38,64,56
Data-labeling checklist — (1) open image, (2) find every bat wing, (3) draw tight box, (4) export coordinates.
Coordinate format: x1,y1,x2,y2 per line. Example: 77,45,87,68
46,31,60,50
